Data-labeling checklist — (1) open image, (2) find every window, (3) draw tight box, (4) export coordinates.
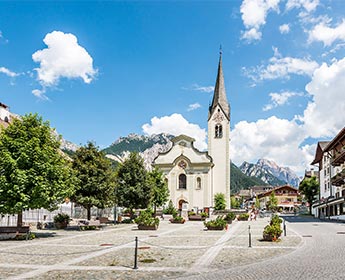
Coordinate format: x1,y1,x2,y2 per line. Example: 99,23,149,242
4,116,9,123
215,124,223,138
179,174,187,189
196,177,201,190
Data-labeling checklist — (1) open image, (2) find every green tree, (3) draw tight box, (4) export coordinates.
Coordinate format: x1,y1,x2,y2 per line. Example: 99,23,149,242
115,152,151,219
214,193,226,210
0,114,75,227
230,195,240,209
267,191,278,212
72,142,115,220
299,176,319,215
148,167,169,215
255,195,261,209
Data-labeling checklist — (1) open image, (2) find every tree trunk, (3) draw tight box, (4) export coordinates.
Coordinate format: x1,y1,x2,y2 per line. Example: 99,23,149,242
87,207,91,220
17,211,23,227
154,204,157,216
309,203,312,216
130,208,135,220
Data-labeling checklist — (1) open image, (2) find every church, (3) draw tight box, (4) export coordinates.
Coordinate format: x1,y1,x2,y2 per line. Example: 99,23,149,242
153,53,231,212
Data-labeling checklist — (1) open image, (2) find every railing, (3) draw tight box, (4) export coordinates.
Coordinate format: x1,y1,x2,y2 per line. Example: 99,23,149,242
331,147,345,166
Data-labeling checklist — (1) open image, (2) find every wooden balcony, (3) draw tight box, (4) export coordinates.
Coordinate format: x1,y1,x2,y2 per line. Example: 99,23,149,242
331,147,345,166
331,168,345,186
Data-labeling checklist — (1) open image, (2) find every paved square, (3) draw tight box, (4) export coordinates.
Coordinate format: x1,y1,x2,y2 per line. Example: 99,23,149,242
0,217,302,279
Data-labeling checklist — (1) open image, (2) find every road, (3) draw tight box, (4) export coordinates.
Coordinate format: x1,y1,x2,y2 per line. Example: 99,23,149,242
178,216,345,280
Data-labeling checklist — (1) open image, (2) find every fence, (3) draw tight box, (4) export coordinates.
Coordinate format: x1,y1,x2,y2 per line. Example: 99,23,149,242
0,203,116,226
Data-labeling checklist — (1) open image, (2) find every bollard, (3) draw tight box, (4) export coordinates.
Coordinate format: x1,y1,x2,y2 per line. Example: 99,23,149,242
248,225,252,248
133,236,138,269
283,220,286,237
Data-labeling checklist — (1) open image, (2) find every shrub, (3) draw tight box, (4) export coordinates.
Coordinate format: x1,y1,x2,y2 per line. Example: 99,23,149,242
170,215,185,223
263,224,282,240
188,211,196,216
135,209,160,227
163,200,178,216
53,213,70,224
237,213,249,221
200,212,208,218
204,216,227,228
270,214,283,226
214,193,226,210
224,212,236,221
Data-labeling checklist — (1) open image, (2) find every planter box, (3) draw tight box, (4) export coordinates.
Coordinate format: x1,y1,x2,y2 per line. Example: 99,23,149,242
169,219,185,224
137,224,158,230
206,226,225,230
188,215,206,221
225,220,233,224
54,222,68,229
263,233,280,241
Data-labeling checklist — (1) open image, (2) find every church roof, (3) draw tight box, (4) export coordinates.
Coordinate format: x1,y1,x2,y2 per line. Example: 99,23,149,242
208,52,230,121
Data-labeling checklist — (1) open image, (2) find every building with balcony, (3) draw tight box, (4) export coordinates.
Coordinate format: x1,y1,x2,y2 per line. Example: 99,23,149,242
312,127,345,220
257,185,300,212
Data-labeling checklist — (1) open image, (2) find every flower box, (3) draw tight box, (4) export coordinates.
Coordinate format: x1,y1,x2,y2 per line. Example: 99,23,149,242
137,225,158,230
188,215,205,221
206,225,225,230
169,219,185,224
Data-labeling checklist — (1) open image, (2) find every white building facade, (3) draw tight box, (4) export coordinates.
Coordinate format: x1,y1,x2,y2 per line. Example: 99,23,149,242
154,53,231,211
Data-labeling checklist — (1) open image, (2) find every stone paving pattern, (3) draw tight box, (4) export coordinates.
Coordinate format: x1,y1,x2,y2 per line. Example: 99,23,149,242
0,215,342,279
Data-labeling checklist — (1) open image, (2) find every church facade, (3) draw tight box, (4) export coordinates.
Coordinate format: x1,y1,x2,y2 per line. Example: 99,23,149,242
153,53,231,211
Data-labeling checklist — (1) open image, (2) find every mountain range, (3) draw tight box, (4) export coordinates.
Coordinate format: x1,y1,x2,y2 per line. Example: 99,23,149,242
61,132,300,191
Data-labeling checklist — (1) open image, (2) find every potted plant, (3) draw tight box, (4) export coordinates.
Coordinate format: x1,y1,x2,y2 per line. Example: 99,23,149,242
53,213,70,229
135,209,160,230
224,212,236,224
237,213,249,221
204,216,227,230
188,211,207,221
169,213,185,224
263,214,283,241
162,200,177,220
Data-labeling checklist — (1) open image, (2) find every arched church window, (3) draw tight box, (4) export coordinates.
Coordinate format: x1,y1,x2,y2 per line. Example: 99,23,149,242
179,174,187,189
4,116,9,123
196,177,201,190
215,124,223,138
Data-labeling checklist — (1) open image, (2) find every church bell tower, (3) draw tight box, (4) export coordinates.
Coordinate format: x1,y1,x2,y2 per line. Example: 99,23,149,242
207,51,231,209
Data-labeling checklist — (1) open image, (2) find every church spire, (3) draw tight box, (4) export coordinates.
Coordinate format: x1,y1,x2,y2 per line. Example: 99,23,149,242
208,49,230,120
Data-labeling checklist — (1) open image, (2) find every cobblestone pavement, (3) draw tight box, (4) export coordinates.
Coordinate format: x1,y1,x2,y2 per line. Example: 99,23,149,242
0,215,327,280
176,215,345,280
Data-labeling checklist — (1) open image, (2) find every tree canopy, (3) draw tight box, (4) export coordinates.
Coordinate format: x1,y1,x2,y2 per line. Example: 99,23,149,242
71,142,115,220
0,114,75,226
267,191,278,212
148,167,169,214
115,152,152,217
299,176,319,215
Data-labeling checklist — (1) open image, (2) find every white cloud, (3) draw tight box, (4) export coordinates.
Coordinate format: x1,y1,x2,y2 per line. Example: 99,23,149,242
142,113,207,150
279,24,290,34
245,50,319,81
32,89,49,100
32,31,97,96
187,103,201,111
240,0,280,42
301,57,345,138
241,28,262,41
0,67,18,77
183,83,214,93
286,0,319,13
263,91,303,111
308,19,345,47
230,116,309,174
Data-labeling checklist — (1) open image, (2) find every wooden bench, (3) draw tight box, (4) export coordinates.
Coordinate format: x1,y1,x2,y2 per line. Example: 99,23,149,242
0,226,30,234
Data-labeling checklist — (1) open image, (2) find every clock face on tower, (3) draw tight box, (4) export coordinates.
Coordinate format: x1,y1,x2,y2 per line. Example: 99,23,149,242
178,160,187,169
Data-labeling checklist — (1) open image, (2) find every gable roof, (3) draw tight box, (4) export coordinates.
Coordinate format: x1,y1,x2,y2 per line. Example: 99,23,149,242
311,141,330,165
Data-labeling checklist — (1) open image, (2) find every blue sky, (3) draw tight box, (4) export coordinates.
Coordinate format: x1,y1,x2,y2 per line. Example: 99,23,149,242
1,0,345,175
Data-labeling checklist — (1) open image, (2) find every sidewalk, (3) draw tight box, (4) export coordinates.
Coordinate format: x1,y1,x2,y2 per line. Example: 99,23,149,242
0,216,302,279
